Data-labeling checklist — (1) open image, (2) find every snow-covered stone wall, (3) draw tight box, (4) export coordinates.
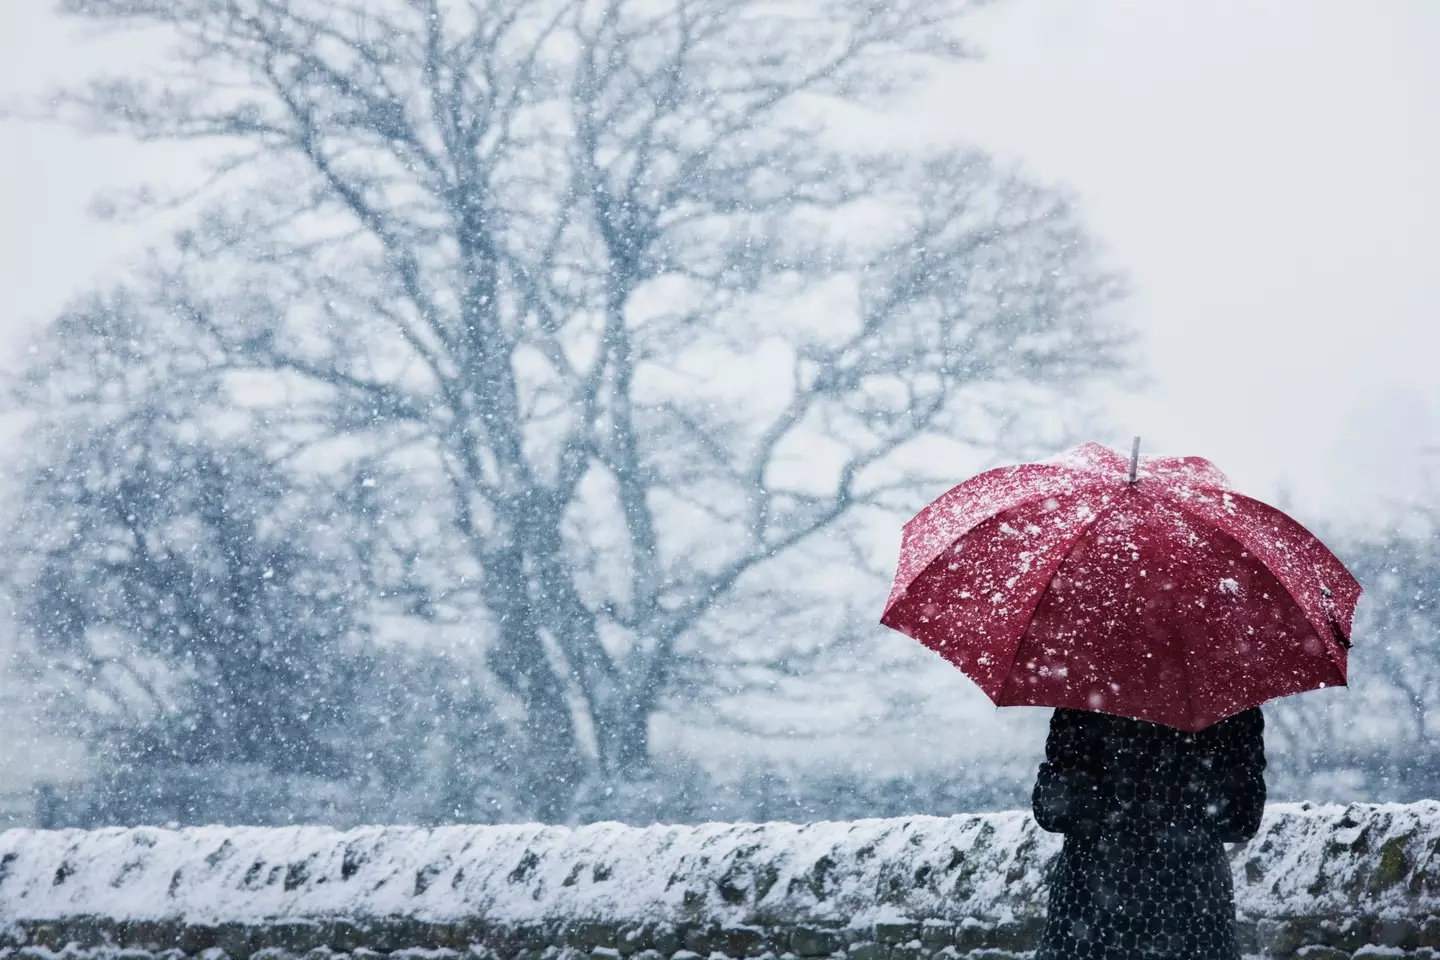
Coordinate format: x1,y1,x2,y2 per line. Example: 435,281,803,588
1,802,1437,960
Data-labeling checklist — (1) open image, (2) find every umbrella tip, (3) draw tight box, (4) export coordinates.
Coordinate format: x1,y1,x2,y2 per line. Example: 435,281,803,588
1128,436,1140,483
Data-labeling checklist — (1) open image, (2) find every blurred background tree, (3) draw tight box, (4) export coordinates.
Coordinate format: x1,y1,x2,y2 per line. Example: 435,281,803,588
1262,511,1440,802
4,0,1131,825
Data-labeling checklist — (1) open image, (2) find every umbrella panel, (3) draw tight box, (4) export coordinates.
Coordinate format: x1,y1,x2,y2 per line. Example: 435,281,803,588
1000,497,1345,731
883,488,1111,700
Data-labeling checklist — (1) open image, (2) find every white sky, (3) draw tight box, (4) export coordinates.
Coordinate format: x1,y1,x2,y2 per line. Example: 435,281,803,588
3,0,1439,535
918,0,1440,531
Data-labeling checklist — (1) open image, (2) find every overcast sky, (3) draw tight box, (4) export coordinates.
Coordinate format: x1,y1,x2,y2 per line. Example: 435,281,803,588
921,1,1440,531
3,0,1438,533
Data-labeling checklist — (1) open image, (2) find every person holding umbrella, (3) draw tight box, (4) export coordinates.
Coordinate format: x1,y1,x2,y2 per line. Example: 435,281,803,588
1030,702,1265,958
881,441,1359,960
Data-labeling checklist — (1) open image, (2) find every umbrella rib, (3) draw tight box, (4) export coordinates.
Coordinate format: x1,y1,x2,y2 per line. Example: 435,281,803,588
1158,493,1349,686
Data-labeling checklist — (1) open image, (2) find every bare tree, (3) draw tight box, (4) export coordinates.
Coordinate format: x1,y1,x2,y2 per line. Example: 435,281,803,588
27,0,1129,818
1261,506,1440,801
5,299,554,825
1345,526,1440,742
6,295,361,779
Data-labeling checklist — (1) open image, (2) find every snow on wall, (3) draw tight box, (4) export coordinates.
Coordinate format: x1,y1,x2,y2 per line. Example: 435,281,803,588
0,811,1039,928
0,802,1436,929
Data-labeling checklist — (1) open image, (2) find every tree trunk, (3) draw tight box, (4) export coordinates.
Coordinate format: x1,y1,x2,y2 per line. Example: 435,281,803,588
602,702,653,779
480,539,586,821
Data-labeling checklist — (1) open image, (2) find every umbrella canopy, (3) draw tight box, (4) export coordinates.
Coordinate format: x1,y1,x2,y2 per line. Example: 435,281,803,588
880,442,1361,731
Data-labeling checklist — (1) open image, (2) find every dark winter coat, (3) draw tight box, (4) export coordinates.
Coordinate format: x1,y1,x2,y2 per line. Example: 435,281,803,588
1031,707,1266,960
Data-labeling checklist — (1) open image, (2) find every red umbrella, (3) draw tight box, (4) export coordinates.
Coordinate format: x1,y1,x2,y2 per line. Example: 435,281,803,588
880,441,1361,731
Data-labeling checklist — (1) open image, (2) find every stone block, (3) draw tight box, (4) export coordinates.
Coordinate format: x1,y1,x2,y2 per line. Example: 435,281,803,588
617,924,649,956
718,925,767,957
1424,917,1440,949
846,940,884,960
918,922,953,949
181,925,221,954
1320,918,1369,952
790,927,841,957
570,923,622,951
1352,947,1408,960
887,939,923,960
497,925,528,953
990,920,1040,953
1257,919,1307,959
1294,947,1351,960
593,949,623,960
408,921,446,955
311,922,348,952
215,923,258,960
1372,918,1419,950
424,922,473,950
353,922,388,952
119,920,177,950
1235,921,1259,956
270,921,326,953
631,952,664,960
53,917,106,949
651,928,682,957
872,923,920,947
683,927,716,955
953,919,990,952
1277,919,1330,954
967,952,1021,960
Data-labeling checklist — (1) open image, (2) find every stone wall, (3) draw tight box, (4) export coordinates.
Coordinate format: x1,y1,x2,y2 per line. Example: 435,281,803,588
1,802,1437,960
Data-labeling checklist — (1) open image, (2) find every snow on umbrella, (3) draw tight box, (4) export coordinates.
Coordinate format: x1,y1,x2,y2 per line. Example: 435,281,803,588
880,441,1361,732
